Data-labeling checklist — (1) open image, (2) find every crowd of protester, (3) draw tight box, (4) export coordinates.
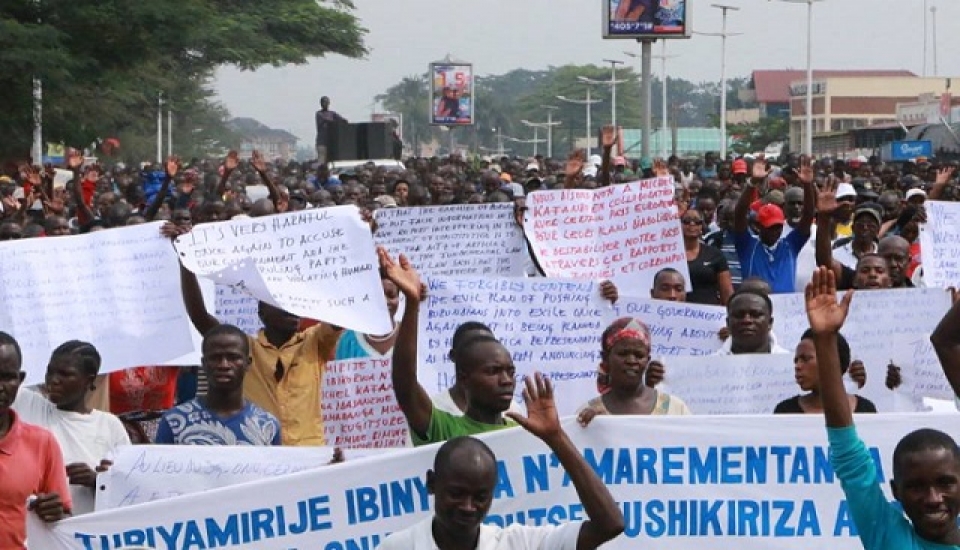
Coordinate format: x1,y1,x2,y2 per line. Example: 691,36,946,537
5,115,960,549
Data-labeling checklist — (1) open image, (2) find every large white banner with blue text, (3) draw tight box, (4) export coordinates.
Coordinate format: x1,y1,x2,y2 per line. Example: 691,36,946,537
29,414,959,549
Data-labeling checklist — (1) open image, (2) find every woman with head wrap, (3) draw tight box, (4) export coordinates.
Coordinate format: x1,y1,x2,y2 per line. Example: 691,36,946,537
577,318,691,427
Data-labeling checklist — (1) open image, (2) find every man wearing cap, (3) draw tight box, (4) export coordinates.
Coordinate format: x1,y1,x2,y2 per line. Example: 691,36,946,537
831,182,858,239
732,157,815,294
830,202,882,270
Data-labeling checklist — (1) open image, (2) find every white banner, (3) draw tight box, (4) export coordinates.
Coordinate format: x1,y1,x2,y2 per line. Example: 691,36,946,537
31,414,960,549
522,178,689,295
95,445,385,511
920,200,960,288
173,208,391,335
770,289,952,411
664,354,796,414
375,203,527,277
0,222,194,384
322,357,410,448
214,284,260,334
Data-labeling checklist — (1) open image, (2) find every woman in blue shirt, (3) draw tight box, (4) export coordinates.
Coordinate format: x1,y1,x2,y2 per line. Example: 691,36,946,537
335,275,401,360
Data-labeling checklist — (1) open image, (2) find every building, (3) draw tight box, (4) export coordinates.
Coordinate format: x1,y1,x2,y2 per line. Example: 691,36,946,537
228,117,299,161
787,75,956,155
741,70,916,121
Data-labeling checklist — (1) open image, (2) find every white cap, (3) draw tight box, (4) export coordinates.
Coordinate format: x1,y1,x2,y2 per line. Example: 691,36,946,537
589,154,602,167
906,188,927,201
583,165,598,178
836,183,857,199
525,162,540,172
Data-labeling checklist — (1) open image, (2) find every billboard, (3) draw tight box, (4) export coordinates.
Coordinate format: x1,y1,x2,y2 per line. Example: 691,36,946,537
429,62,474,126
883,140,933,162
603,0,691,39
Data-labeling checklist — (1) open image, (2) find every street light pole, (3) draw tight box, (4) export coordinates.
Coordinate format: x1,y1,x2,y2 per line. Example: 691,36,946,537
772,0,823,156
557,90,602,155
931,5,938,76
522,114,562,158
602,59,625,129
923,0,928,77
712,4,739,159
650,42,679,159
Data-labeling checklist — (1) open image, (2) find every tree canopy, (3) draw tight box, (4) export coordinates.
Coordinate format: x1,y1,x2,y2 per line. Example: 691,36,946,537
0,0,367,161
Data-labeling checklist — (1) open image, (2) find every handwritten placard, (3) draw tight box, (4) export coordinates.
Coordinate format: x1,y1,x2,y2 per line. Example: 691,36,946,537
890,333,955,401
0,222,194,384
96,445,386,511
920,200,960,288
322,357,409,448
173,207,391,335
375,203,526,277
770,289,951,411
214,284,260,334
523,178,689,295
606,298,725,357
419,277,603,415
664,353,797,414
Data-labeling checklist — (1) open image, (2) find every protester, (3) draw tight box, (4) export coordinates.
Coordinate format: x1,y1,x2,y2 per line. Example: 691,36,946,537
334,273,400,360
773,329,877,414
315,96,347,163
650,267,687,302
717,289,789,354
732,156,815,293
167,222,341,446
0,332,71,548
378,373,625,550
806,266,960,548
577,318,691,427
155,324,281,446
681,207,733,305
381,248,520,445
13,341,129,515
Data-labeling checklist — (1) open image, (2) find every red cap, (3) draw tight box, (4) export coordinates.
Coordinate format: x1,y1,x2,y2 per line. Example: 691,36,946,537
756,204,786,228
732,159,748,175
749,199,763,213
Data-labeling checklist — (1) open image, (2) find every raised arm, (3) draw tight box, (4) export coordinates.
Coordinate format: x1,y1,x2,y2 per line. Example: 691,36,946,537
598,126,615,187
732,178,755,235
162,222,219,335
814,178,844,281
931,291,960,397
379,247,434,436
507,374,625,549
66,149,96,225
250,150,282,209
215,151,239,198
805,266,855,428
564,150,585,190
144,156,178,221
796,156,817,234
929,166,956,201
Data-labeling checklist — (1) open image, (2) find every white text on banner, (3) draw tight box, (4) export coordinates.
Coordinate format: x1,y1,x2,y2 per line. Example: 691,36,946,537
419,277,603,415
0,222,194,384
770,288,951,411
96,445,384,511
523,178,689,294
31,414,960,550
920,200,960,288
173,207,391,334
322,357,410,448
375,203,526,277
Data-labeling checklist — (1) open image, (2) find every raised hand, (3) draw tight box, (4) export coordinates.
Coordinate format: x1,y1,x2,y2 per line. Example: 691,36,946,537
600,125,617,149
751,155,770,180
599,280,619,304
223,150,239,173
565,150,585,179
66,148,84,171
815,176,840,215
653,158,670,178
160,221,190,240
251,150,267,174
935,166,957,186
377,246,422,301
165,156,180,179
798,155,815,184
804,267,854,335
507,373,561,442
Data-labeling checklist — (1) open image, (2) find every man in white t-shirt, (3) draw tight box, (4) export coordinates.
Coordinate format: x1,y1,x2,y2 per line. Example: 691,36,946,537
379,373,624,550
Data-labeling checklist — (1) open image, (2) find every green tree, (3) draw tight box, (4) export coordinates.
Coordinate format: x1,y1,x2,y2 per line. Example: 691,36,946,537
0,0,366,161
728,117,789,154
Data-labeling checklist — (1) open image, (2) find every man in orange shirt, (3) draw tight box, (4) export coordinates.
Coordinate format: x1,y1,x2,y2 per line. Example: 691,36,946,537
0,332,71,548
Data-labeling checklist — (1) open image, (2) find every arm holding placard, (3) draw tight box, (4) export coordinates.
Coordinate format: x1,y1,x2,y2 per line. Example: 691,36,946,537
931,290,960,398
162,222,220,335
378,247,433,436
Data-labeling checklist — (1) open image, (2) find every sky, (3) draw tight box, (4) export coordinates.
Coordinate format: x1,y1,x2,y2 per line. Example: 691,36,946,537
214,0,960,145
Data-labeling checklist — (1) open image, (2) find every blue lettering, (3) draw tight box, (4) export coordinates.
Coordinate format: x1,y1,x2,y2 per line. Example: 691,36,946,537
662,447,683,484
721,447,743,483
182,520,206,550
746,446,767,483
309,495,334,531
206,516,240,546
73,533,95,550
584,448,613,483
156,523,183,548
698,500,723,535
495,461,515,498
737,500,761,536
834,500,858,536
522,454,550,493
636,448,658,483
773,501,795,536
250,508,275,541
790,447,810,483
644,500,666,537
689,447,718,484
291,500,310,533
667,499,688,536
798,500,821,536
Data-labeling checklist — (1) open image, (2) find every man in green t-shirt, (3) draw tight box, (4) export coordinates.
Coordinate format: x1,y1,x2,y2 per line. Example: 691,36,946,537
379,248,518,446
